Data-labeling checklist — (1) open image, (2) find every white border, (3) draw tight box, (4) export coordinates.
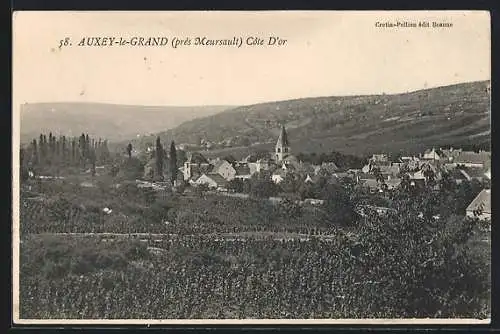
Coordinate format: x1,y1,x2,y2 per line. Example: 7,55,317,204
12,10,492,325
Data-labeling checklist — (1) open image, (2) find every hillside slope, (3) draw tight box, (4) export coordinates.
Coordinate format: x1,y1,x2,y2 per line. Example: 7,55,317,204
139,81,490,157
20,103,233,143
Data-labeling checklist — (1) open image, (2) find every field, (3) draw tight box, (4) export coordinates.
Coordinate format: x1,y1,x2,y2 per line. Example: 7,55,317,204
18,168,491,320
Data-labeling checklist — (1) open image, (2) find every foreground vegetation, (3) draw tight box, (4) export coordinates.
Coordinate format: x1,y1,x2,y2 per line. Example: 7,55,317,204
20,213,489,319
19,165,490,319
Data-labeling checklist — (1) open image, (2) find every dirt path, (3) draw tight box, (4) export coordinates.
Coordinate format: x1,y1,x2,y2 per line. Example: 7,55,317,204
28,231,344,242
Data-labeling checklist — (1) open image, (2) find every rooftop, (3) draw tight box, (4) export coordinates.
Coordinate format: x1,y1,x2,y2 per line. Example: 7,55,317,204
466,189,491,214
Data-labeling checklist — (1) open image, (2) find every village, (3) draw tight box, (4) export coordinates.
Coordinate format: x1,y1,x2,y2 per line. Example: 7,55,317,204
134,125,491,223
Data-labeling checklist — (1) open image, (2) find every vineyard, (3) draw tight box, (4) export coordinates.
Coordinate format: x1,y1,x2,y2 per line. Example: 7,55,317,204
20,225,490,319
17,161,491,320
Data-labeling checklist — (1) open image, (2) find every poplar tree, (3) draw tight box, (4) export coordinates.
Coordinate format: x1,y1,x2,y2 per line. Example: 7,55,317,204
156,137,164,181
32,139,38,165
39,134,44,163
127,143,133,159
71,138,76,164
170,141,177,185
61,136,66,162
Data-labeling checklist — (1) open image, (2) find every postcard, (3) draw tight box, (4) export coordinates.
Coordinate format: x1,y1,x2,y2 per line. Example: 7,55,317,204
12,10,491,324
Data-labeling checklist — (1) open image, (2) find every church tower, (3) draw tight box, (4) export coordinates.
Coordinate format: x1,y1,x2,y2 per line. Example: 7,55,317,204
275,125,290,162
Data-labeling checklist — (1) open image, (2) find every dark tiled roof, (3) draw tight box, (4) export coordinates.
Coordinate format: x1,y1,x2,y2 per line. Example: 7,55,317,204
462,167,487,179
187,152,209,164
235,165,251,176
201,174,228,186
212,159,233,172
455,151,490,165
466,189,491,214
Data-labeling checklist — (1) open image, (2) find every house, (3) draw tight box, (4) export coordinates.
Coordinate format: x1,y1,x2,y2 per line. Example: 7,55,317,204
272,168,289,184
385,178,402,190
460,168,487,182
303,198,325,206
355,205,397,217
369,154,389,164
194,173,229,191
440,147,462,162
379,164,401,178
447,168,469,184
304,174,314,183
360,179,382,193
408,177,426,189
401,156,420,162
466,189,491,221
358,172,378,182
315,162,340,176
281,154,300,169
246,158,273,175
484,168,491,180
183,152,212,181
293,162,315,177
211,159,237,181
453,150,491,168
422,148,442,161
321,162,339,173
400,157,421,171
247,162,259,175
234,165,252,180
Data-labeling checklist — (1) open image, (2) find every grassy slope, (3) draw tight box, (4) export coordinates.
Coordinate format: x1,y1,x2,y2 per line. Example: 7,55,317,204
141,81,490,157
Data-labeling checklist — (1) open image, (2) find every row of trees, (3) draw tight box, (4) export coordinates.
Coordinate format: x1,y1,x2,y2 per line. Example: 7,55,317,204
295,150,366,169
21,133,111,176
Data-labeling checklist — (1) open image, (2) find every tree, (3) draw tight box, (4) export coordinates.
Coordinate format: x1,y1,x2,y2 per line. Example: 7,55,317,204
85,134,90,158
126,143,133,159
79,133,86,166
48,132,54,157
423,166,436,187
90,148,97,176
279,195,302,219
31,139,38,165
279,173,301,194
228,178,244,193
170,141,177,185
71,139,76,164
118,157,144,180
372,167,385,185
155,137,164,181
249,175,279,199
195,183,209,197
20,147,29,182
39,134,45,163
400,173,411,192
61,136,67,162
322,183,358,226
353,205,489,318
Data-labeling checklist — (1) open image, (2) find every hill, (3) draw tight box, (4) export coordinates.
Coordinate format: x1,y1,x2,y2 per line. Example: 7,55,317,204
133,81,490,158
19,103,233,143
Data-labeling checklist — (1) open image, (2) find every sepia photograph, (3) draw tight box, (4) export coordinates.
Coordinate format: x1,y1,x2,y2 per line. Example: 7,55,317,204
12,11,491,324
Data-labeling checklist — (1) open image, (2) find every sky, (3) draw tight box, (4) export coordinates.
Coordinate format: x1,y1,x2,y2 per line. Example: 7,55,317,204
13,11,490,107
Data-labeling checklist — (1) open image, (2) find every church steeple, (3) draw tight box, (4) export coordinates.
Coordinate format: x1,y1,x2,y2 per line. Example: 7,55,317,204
275,125,290,162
